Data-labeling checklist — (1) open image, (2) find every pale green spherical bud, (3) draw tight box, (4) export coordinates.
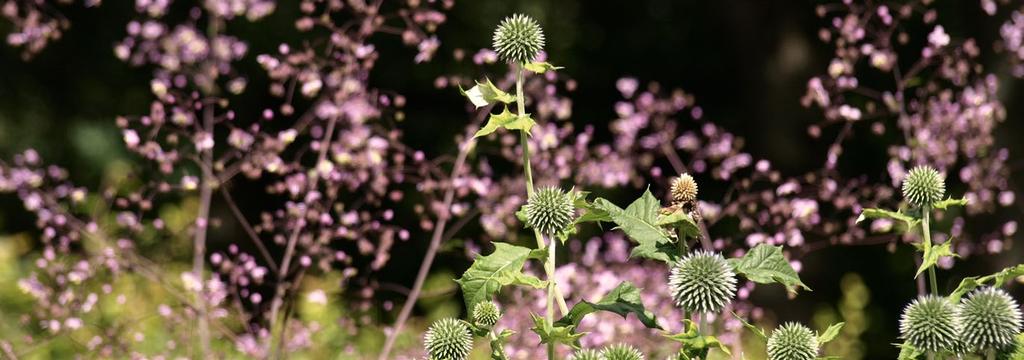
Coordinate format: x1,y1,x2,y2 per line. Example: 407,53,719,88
668,250,737,314
472,301,502,328
492,14,545,64
899,295,959,352
569,349,604,360
767,322,819,360
601,343,644,360
902,165,945,207
958,287,1023,351
525,186,575,235
424,318,473,360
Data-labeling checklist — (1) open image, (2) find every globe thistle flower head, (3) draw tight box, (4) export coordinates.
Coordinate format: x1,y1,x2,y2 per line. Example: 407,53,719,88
492,13,545,64
569,349,604,360
958,287,1023,351
424,318,473,360
472,301,501,328
767,322,819,360
601,343,645,360
668,250,737,313
670,173,699,203
901,165,945,207
525,186,575,235
899,295,959,352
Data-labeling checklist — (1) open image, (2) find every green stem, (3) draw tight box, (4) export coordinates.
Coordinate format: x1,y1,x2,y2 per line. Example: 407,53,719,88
515,65,567,360
922,206,939,295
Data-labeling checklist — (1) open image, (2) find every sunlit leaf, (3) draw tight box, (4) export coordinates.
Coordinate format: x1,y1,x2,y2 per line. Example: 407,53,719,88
817,322,845,344
455,242,547,311
554,281,660,330
728,244,810,294
473,107,536,138
523,61,564,74
459,78,515,108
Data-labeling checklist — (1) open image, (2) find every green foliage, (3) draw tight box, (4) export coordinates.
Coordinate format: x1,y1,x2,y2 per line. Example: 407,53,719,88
914,240,956,279
459,78,516,108
488,329,515,360
663,320,731,358
932,197,968,210
588,189,683,264
949,264,1024,302
728,244,810,294
816,322,845,345
855,208,919,231
455,242,547,312
473,107,537,138
554,281,661,330
524,61,563,74
530,313,585,349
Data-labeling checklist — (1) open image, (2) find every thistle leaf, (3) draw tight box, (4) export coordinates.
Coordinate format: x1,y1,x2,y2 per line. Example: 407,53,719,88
656,209,701,238
455,242,547,311
592,189,679,264
817,322,845,344
554,281,661,330
914,240,957,278
473,107,536,138
731,311,768,340
530,313,584,349
856,207,920,231
459,78,515,108
524,61,563,74
663,320,731,358
932,197,968,210
948,264,1024,302
727,244,810,294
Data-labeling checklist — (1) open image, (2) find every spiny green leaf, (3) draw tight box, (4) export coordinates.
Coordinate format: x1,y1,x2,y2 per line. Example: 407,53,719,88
523,61,564,74
473,107,537,138
530,313,584,349
594,188,679,264
459,78,515,108
817,322,845,345
914,240,957,278
455,243,547,311
896,342,924,360
732,311,767,340
932,197,968,210
664,320,731,357
489,329,515,360
727,244,810,294
856,207,920,232
948,264,1024,302
554,281,661,330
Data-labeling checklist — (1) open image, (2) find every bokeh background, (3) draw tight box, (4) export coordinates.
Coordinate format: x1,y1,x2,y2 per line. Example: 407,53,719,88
1,1,1022,358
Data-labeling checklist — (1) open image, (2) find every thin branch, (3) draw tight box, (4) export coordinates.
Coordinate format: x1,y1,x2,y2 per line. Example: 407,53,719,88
219,184,279,273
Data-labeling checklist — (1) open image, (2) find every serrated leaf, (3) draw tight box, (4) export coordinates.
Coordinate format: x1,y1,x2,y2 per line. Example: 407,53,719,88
817,322,845,345
473,107,537,138
948,264,1024,302
728,244,810,294
595,189,679,264
856,207,919,231
489,329,515,360
656,209,702,238
933,197,968,210
530,313,584,349
896,342,924,360
915,240,957,278
455,243,547,311
663,320,732,358
554,281,661,330
731,311,767,340
524,61,564,74
459,78,515,108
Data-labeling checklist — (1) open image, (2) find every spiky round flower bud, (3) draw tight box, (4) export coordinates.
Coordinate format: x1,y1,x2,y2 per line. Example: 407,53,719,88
569,349,604,360
601,343,644,360
525,186,574,235
472,301,502,328
668,250,737,313
902,165,945,207
958,287,1023,351
670,173,698,203
424,318,473,360
767,322,819,360
492,14,545,64
899,295,959,352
